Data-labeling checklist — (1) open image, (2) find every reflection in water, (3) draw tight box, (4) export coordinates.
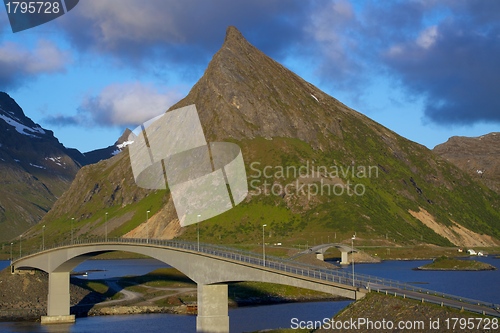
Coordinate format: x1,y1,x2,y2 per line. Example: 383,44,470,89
0,302,349,333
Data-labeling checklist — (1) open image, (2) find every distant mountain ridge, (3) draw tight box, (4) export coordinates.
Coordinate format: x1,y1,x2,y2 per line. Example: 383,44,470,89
82,128,133,165
21,27,500,251
434,133,500,193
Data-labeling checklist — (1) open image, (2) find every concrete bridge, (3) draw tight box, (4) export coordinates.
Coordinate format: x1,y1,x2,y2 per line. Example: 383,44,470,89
12,238,366,332
292,243,358,264
11,239,500,332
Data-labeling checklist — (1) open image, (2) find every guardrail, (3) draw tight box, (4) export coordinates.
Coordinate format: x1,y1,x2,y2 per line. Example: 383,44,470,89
12,237,500,317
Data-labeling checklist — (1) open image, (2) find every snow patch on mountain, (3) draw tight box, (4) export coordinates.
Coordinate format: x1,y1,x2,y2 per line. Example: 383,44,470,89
117,140,134,149
110,140,134,156
29,163,46,169
46,156,64,166
0,110,45,138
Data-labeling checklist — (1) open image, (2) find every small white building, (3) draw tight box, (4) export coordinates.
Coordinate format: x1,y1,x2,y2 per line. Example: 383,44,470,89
467,249,477,255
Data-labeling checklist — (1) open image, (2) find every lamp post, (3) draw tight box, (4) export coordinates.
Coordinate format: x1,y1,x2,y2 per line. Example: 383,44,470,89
71,218,74,244
105,212,108,242
146,210,150,244
42,225,45,250
262,224,267,267
19,234,22,258
10,242,13,264
197,214,201,252
351,235,356,287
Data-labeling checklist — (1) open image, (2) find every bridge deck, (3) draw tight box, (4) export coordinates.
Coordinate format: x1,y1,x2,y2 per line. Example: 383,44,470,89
12,238,500,318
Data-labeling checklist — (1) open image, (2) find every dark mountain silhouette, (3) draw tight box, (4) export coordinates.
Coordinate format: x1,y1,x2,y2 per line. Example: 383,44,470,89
83,129,133,165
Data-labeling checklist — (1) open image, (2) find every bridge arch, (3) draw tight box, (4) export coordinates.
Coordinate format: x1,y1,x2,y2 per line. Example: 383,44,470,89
13,241,365,332
295,243,358,264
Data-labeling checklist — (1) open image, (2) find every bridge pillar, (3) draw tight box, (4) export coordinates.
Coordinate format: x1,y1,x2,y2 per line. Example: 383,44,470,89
41,271,75,324
340,251,349,265
316,253,324,261
196,284,229,333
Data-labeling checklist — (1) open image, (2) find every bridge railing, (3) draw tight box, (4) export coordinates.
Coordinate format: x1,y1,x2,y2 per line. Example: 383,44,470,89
12,237,499,315
193,242,499,314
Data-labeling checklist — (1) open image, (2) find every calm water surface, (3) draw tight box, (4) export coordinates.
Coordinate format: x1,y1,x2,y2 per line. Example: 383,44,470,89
0,301,350,333
335,256,500,303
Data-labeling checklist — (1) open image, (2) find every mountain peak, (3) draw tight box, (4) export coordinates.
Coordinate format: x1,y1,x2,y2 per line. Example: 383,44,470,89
115,128,132,145
26,26,500,250
169,26,358,150
434,132,500,193
0,92,45,136
224,26,245,44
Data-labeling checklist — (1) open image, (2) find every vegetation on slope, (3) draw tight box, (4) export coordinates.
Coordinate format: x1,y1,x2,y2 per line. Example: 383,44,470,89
417,256,496,271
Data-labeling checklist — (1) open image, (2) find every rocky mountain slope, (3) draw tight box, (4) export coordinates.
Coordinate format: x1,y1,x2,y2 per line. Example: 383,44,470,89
20,27,500,253
0,92,85,241
434,133,500,194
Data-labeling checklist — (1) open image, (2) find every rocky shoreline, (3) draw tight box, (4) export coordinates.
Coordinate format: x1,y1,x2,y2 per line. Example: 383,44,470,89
415,265,496,271
1,296,343,322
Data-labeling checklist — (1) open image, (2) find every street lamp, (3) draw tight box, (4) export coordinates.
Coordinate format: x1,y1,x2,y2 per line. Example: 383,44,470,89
19,234,22,257
105,212,108,242
146,210,150,243
71,218,74,244
42,225,45,250
351,235,356,287
197,214,201,252
10,242,13,264
262,224,267,267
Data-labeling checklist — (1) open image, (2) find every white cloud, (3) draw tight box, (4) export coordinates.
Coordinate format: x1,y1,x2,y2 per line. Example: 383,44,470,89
416,25,439,49
309,0,354,43
303,0,362,89
75,0,181,47
80,82,184,126
0,40,70,74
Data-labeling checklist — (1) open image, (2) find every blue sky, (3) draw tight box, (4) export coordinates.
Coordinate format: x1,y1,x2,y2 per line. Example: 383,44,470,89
1,0,498,152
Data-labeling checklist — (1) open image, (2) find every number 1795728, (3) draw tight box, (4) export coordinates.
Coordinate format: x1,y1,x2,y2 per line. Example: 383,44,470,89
5,1,60,14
